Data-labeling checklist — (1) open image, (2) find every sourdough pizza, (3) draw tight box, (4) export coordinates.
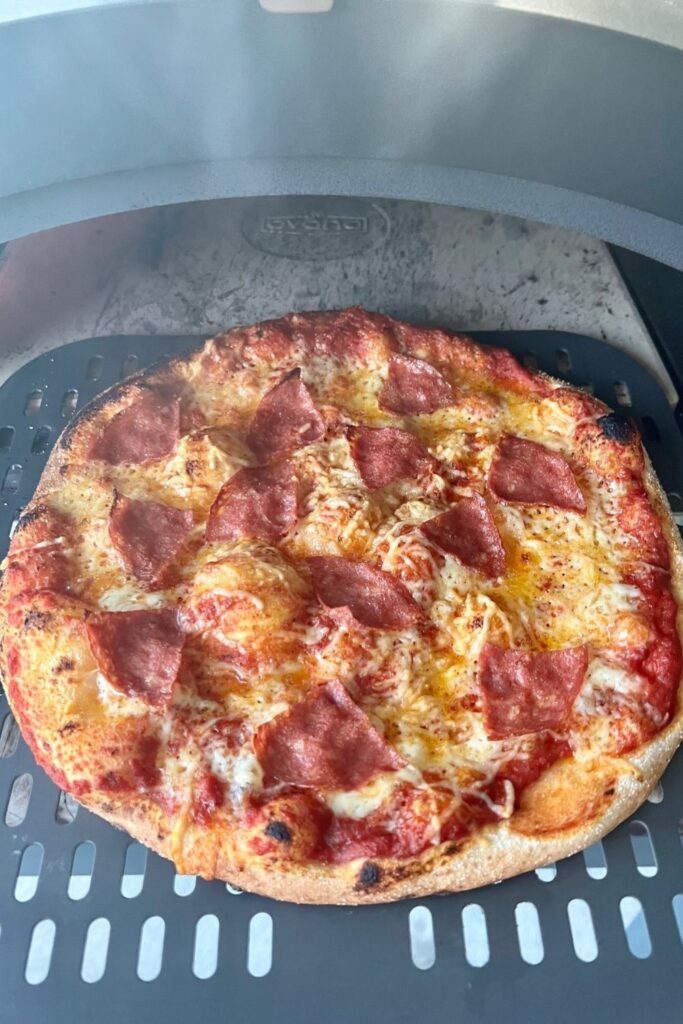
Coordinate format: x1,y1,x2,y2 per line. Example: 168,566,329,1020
1,308,682,904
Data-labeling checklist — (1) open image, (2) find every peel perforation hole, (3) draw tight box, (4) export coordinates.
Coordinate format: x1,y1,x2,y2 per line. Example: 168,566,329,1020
60,389,79,418
226,882,243,895
5,772,33,826
409,906,435,970
25,919,56,985
555,349,572,374
121,354,139,377
672,894,683,947
0,426,15,453
668,494,683,528
567,899,598,962
247,913,273,978
174,874,196,897
613,380,632,407
86,355,104,381
0,712,20,758
68,840,96,899
121,842,148,898
55,789,79,824
24,390,43,416
31,425,52,454
628,820,657,877
192,914,220,979
620,897,652,958
81,918,111,983
514,902,544,965
461,903,489,967
14,842,44,902
137,916,165,982
640,416,661,443
583,840,607,879
535,863,557,882
647,781,663,804
2,464,23,494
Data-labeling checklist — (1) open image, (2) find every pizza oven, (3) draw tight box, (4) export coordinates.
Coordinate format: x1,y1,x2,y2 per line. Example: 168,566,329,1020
1,2,683,1022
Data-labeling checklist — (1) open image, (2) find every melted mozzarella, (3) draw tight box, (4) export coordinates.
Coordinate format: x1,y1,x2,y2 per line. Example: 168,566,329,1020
99,584,168,611
325,765,426,820
94,671,148,717
208,747,264,805
576,659,644,713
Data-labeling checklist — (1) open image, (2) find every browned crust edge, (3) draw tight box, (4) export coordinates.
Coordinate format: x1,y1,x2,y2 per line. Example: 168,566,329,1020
3,314,683,904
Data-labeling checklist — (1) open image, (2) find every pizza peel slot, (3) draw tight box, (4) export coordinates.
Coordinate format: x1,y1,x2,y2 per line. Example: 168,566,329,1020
81,918,111,984
14,842,44,903
461,903,490,967
192,914,220,980
24,919,56,985
567,899,598,962
619,897,652,959
136,916,165,982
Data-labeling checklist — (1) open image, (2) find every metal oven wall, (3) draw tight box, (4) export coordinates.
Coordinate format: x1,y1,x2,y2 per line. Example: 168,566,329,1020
1,1,682,267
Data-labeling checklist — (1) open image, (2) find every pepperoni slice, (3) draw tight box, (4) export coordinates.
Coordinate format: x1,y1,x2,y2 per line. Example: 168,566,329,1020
421,496,506,578
90,391,181,464
350,426,435,490
379,354,455,415
479,643,588,738
86,608,184,708
488,435,586,512
109,493,193,588
254,680,406,790
308,556,421,629
206,462,298,543
247,369,325,462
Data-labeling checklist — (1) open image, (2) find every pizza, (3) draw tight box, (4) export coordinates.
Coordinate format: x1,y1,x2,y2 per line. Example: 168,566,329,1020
1,307,681,905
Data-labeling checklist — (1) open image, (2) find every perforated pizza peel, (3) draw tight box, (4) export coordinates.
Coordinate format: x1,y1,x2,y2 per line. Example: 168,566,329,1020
1,330,682,1023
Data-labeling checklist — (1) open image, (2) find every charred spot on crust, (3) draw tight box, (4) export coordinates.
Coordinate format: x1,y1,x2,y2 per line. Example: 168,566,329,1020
604,786,615,797
14,505,49,534
55,657,75,673
58,721,80,736
355,861,382,890
444,842,459,855
597,413,635,444
388,864,411,881
185,459,201,477
23,609,50,631
265,820,292,843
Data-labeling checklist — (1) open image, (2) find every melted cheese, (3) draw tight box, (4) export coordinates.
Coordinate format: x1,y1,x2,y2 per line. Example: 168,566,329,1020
326,766,422,819
99,584,168,611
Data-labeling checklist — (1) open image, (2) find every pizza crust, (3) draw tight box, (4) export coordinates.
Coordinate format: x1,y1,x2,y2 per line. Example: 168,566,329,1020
79,734,667,904
2,310,683,904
